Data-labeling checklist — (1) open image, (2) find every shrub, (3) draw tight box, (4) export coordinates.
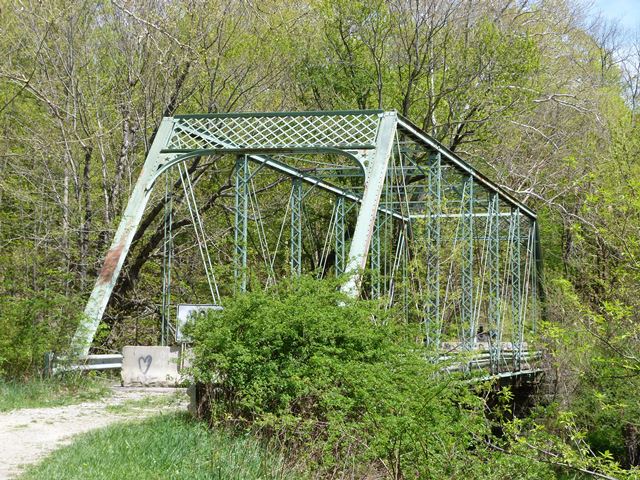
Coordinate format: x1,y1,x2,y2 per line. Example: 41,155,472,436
0,291,81,379
189,276,553,478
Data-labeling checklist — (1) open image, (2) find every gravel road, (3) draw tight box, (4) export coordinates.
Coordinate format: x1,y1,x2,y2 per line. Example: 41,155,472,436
0,386,188,479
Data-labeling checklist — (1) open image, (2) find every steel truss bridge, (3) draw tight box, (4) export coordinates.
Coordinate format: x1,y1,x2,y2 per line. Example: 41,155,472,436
72,110,542,376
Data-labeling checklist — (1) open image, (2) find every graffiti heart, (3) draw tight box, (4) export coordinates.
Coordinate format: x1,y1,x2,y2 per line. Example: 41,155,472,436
138,355,152,375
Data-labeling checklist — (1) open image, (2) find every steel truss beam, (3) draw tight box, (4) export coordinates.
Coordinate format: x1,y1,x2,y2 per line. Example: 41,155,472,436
335,197,346,276
510,209,523,370
160,169,173,346
425,153,442,347
234,156,250,292
370,213,383,297
461,176,475,350
487,193,501,373
524,218,536,349
290,179,303,276
70,118,174,355
396,118,536,221
341,112,397,297
531,221,539,335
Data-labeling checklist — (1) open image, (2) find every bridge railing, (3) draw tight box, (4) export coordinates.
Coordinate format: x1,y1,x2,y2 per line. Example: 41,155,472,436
44,352,123,376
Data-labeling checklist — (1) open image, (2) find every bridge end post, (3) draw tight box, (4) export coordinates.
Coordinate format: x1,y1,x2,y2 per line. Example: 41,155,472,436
70,118,175,356
341,112,398,298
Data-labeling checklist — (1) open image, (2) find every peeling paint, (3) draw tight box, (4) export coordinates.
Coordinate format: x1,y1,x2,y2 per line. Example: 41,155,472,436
98,243,125,283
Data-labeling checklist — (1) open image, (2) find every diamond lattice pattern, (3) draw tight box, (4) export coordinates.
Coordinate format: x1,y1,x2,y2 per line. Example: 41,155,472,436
166,113,381,151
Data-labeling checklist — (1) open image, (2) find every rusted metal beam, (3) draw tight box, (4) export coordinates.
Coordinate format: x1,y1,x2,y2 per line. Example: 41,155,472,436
70,118,175,356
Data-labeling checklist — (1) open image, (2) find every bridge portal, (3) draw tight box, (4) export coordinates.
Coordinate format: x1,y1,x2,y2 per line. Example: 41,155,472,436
72,110,541,375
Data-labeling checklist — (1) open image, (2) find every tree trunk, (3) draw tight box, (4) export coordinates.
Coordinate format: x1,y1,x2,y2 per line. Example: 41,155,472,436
624,423,640,468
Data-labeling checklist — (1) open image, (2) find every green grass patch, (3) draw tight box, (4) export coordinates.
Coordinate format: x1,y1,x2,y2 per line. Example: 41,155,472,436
105,391,186,414
20,412,300,480
0,375,111,411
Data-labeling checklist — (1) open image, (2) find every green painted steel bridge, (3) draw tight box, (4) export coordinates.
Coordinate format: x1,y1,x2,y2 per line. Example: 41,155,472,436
72,110,542,376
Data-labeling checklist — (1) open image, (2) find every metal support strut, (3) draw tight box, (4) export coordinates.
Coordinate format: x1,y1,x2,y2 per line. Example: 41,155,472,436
234,155,249,292
290,179,303,276
370,213,382,298
488,193,501,373
510,208,523,370
160,168,173,346
461,175,475,350
341,112,398,297
70,118,175,356
425,153,442,347
335,196,346,276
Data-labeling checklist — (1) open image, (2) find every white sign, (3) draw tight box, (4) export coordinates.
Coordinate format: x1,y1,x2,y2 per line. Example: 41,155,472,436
176,304,222,342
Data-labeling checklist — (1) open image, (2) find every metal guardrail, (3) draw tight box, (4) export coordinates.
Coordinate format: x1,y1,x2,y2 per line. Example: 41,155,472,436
44,352,123,376
441,350,542,375
43,349,540,377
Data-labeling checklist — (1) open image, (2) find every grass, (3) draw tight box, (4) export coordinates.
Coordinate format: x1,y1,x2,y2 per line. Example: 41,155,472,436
104,390,187,414
20,412,301,480
0,375,112,412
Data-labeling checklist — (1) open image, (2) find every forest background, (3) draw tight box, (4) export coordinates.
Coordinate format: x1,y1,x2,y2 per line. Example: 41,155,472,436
1,0,640,477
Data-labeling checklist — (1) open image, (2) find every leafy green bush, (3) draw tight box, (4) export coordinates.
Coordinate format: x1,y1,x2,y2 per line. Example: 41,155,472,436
0,291,81,379
189,276,553,478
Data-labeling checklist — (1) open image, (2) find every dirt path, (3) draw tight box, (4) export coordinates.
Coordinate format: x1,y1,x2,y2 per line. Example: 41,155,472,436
0,386,189,480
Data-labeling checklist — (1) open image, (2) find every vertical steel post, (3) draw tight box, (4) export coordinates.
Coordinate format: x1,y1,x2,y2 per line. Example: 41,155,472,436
531,220,538,335
461,175,475,350
382,166,392,296
402,221,409,321
510,208,523,370
290,179,303,276
488,193,501,373
425,153,442,347
160,169,173,346
335,196,346,276
70,118,175,356
370,213,382,298
342,112,397,297
234,155,249,292
524,218,536,349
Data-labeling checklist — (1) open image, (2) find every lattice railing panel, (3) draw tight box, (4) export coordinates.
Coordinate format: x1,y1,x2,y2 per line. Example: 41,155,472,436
166,113,381,151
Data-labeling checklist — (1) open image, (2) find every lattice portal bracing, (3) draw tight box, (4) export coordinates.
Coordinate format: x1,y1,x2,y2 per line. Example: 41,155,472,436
72,110,542,375
167,112,381,151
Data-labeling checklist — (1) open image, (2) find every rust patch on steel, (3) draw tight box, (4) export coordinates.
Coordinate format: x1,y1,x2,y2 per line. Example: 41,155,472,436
98,243,125,283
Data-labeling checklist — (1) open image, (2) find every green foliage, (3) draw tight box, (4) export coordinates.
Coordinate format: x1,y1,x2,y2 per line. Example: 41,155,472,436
500,406,640,480
190,276,553,478
0,375,110,412
538,273,640,472
0,292,82,379
566,344,640,466
20,413,296,480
